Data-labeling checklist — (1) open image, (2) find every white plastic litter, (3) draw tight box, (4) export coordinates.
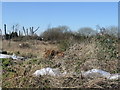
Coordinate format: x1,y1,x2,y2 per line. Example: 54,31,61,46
81,69,111,79
11,53,24,60
0,53,24,60
33,67,62,76
109,74,120,80
33,68,47,76
0,54,11,59
33,68,120,80
81,69,120,80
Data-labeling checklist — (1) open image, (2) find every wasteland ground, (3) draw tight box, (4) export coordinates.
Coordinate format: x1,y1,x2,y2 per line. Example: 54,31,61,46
1,35,120,88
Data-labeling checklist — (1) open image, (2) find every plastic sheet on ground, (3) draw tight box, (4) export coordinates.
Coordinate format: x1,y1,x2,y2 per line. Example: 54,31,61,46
0,54,24,60
33,68,120,80
33,67,65,77
109,73,120,80
11,53,24,60
0,54,11,59
81,69,120,80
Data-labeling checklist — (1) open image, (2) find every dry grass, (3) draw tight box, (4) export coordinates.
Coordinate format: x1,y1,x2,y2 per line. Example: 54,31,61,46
2,40,58,58
2,36,119,88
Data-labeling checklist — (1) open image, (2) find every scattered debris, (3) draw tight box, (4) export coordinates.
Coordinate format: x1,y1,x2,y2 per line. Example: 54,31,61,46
109,74,120,80
11,53,24,60
0,53,24,60
0,54,11,59
81,69,120,80
33,67,66,77
33,68,120,81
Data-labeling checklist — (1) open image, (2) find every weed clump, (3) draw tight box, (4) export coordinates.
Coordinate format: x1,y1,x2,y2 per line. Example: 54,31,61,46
58,40,70,51
95,34,118,60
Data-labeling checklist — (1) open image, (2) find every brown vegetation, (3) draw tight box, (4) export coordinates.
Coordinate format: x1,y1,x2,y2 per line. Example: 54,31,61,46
43,48,64,59
1,25,119,88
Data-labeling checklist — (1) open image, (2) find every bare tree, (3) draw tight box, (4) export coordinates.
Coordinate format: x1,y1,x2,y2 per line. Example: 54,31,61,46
30,27,39,36
23,26,26,36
